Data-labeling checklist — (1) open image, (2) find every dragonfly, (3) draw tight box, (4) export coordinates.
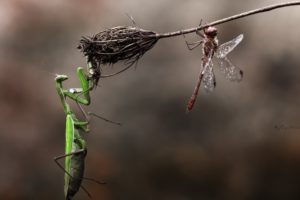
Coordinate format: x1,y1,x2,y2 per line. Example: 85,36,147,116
185,26,244,112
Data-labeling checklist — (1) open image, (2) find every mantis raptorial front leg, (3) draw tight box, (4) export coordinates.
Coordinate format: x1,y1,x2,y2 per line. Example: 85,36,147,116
56,67,93,129
62,67,93,106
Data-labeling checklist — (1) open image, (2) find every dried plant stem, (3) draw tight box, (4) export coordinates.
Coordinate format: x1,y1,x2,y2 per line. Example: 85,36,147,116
79,1,300,81
157,1,300,39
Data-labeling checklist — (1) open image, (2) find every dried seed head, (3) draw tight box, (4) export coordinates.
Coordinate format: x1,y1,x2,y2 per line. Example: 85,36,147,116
78,26,159,86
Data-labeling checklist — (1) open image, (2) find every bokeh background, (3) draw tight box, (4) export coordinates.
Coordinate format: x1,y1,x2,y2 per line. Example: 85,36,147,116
1,0,300,199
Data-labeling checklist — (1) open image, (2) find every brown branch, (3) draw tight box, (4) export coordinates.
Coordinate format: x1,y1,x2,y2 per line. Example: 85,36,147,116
157,1,300,39
80,1,300,81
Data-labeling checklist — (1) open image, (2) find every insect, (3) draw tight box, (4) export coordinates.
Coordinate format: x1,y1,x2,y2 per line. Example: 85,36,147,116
185,26,244,112
54,67,105,199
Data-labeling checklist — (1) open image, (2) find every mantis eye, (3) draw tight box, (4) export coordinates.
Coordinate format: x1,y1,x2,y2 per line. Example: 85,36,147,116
69,88,76,93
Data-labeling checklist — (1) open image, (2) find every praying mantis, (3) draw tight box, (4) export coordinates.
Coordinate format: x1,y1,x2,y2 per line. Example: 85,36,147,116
54,64,105,199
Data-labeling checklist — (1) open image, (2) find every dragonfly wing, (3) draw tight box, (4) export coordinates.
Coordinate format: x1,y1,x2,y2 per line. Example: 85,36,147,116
215,34,243,58
203,61,216,92
217,57,243,82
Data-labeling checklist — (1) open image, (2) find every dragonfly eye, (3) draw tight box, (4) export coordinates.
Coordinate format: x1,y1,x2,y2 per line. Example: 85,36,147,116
204,26,218,37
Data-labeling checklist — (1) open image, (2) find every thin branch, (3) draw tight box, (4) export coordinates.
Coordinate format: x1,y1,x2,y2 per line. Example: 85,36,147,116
157,1,300,39
79,1,300,81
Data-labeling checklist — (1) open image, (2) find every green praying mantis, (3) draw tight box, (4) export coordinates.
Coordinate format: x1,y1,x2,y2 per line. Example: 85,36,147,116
54,64,105,200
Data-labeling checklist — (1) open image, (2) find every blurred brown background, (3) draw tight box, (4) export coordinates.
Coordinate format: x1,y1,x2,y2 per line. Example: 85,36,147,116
1,0,300,199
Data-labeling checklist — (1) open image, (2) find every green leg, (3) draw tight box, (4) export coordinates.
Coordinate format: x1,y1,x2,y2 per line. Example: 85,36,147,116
55,71,92,128
56,67,92,109
55,70,119,127
64,67,92,106
55,75,72,115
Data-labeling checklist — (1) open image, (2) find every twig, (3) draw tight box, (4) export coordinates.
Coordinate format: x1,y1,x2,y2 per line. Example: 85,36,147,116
157,1,300,39
79,1,300,82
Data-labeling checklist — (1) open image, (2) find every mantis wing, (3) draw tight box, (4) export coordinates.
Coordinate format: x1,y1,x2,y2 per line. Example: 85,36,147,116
64,115,75,198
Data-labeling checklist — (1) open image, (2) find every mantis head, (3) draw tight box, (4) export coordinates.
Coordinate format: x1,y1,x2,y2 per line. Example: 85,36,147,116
55,74,68,82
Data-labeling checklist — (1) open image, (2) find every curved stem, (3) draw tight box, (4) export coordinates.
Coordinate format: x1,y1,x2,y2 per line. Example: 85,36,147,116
157,1,300,39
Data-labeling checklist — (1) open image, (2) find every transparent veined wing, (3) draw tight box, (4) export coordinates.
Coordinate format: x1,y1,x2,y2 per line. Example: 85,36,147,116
215,34,243,59
217,57,243,82
202,61,216,92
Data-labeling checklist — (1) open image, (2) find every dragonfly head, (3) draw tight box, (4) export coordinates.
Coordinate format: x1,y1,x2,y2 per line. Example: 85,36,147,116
204,26,218,38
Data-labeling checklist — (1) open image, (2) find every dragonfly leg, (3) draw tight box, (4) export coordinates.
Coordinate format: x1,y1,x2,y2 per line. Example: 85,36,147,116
196,21,205,38
186,40,203,50
180,29,202,50
182,34,203,50
196,30,204,38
